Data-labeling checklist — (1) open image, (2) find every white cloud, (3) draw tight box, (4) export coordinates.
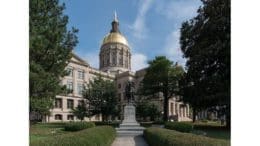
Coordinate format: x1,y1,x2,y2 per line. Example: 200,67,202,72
163,29,186,66
130,0,153,39
155,0,200,21
131,53,148,71
83,52,99,68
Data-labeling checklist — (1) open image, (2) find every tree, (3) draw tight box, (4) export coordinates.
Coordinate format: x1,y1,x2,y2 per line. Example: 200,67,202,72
140,56,185,121
71,102,89,121
136,101,160,121
84,77,119,121
29,0,78,121
180,0,230,127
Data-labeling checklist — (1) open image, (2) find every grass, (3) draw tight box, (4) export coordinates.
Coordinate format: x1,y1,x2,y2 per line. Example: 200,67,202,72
192,121,230,140
30,123,68,143
30,126,116,146
144,127,230,146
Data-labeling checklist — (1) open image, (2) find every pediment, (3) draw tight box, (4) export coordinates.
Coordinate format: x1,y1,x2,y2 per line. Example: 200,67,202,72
70,53,89,66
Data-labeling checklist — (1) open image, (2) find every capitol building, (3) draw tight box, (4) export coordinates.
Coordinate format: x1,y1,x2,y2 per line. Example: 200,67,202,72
46,14,191,122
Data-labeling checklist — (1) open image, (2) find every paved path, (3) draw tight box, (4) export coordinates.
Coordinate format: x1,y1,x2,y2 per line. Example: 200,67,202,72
111,135,148,146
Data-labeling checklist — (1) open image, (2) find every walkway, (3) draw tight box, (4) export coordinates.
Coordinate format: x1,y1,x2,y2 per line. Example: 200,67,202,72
111,135,148,146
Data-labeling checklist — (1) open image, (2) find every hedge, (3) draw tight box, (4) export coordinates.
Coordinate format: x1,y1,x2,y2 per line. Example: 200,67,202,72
94,121,120,127
144,127,230,146
30,126,116,146
165,122,193,133
64,122,95,131
194,124,228,131
140,122,153,127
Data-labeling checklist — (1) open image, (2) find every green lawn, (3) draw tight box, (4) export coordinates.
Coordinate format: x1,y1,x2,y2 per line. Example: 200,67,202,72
30,123,68,143
192,121,230,140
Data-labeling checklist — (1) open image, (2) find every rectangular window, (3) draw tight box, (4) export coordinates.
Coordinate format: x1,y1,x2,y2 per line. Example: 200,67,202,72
67,81,73,93
67,99,74,109
55,98,62,108
77,83,84,95
78,70,84,79
67,115,74,120
119,58,123,65
67,67,73,77
125,60,128,68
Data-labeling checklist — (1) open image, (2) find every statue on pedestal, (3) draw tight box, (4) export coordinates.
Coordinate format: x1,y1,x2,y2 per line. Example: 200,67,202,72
125,81,135,104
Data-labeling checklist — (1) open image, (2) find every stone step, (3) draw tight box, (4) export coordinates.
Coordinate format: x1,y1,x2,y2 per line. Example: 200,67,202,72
116,130,144,136
119,124,141,128
116,127,145,131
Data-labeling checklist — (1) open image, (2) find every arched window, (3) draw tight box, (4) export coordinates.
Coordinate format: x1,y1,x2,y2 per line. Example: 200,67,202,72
55,114,62,120
67,115,74,120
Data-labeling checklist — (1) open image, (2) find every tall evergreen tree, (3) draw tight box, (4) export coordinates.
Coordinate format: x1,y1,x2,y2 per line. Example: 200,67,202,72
180,0,230,127
84,77,119,121
140,56,184,121
29,0,78,120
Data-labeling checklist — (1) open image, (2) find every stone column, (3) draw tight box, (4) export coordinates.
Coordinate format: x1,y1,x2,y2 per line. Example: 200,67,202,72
176,103,180,117
173,102,176,115
74,99,78,109
180,107,183,117
73,68,76,96
62,97,66,111
184,106,187,117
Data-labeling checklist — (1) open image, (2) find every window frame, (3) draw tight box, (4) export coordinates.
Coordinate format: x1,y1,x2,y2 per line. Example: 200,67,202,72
67,99,74,109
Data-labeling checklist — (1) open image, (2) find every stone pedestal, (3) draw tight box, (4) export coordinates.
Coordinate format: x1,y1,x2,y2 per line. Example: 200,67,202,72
116,104,145,136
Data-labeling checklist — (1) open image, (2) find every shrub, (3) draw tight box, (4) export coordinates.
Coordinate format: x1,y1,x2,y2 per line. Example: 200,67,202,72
194,124,228,131
144,127,230,146
94,121,120,127
31,126,116,146
140,122,152,127
152,120,165,125
201,119,209,123
165,122,193,133
64,122,95,131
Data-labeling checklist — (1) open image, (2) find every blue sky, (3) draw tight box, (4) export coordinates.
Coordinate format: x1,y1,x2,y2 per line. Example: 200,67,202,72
61,0,202,71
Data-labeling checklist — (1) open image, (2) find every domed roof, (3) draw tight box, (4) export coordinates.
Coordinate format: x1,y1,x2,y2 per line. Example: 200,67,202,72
102,32,129,46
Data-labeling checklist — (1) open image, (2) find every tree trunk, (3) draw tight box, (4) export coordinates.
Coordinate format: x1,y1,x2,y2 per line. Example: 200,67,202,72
163,96,168,121
192,107,196,123
225,105,231,129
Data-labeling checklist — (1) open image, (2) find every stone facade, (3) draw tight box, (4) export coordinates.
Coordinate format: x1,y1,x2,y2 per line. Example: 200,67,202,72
46,14,191,122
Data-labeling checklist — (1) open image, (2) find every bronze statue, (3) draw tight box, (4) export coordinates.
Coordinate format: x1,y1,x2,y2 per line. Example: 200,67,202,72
125,81,135,104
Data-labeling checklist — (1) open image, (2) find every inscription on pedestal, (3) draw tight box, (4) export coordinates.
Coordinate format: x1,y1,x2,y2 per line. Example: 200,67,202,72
123,105,136,122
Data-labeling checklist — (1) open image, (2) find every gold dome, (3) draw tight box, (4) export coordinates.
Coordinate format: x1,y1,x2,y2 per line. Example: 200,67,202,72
102,32,129,46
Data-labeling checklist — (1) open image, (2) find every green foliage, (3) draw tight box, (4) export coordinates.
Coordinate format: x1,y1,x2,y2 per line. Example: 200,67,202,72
64,122,95,132
179,0,230,126
152,120,165,125
84,77,119,121
30,0,78,118
144,127,230,146
139,56,184,121
165,122,193,133
71,103,89,121
31,126,116,146
140,122,153,127
136,102,160,121
94,121,120,128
